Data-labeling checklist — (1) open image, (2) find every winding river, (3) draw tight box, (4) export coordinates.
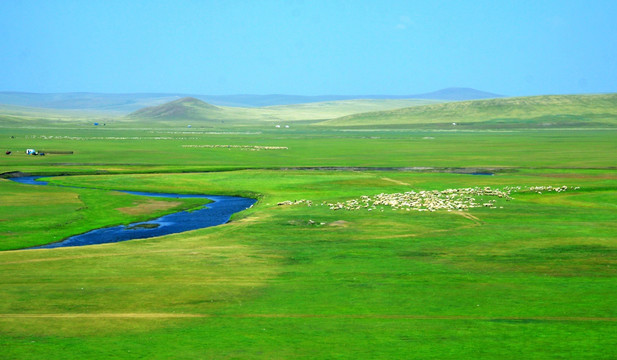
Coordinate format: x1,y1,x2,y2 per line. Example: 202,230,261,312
10,176,256,249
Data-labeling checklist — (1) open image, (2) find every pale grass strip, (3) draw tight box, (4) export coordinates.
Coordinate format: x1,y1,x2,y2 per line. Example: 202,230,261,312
1,313,616,322
381,177,411,186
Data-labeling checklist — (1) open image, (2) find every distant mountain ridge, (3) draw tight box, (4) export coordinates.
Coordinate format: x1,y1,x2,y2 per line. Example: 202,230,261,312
0,88,502,112
0,92,179,113
410,87,501,100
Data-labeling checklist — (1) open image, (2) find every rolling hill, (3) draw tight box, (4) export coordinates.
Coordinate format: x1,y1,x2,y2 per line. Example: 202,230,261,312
0,97,444,127
128,97,223,122
315,93,617,128
0,87,501,111
0,92,181,113
126,98,445,124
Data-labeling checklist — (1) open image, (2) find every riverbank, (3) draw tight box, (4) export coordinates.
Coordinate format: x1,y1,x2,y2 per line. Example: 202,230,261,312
5,176,255,250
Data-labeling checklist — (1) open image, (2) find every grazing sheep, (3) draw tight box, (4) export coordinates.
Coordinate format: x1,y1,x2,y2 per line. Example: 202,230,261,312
281,185,579,214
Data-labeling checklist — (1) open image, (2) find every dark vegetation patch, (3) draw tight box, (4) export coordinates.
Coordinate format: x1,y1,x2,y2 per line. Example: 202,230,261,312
466,244,617,277
487,319,548,324
474,245,617,263
399,250,447,258
126,223,160,230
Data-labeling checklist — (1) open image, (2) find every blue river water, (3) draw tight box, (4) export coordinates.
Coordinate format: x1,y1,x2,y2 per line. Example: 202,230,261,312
10,176,256,249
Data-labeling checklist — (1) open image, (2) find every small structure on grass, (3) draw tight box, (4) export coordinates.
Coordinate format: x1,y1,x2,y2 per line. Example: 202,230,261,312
26,149,36,155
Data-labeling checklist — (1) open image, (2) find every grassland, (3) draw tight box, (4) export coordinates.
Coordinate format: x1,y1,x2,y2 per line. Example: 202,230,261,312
1,97,444,129
317,93,617,128
0,179,210,250
127,97,445,124
0,94,616,359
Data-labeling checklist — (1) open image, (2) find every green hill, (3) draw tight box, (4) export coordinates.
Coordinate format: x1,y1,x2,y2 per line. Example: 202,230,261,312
128,97,223,121
126,98,445,124
315,93,617,128
0,98,443,128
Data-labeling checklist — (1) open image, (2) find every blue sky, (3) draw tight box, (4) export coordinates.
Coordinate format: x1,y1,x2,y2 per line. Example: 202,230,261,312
1,0,616,96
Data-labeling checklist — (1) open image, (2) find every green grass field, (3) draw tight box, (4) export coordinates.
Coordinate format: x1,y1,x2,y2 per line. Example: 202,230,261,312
1,95,616,359
318,93,617,128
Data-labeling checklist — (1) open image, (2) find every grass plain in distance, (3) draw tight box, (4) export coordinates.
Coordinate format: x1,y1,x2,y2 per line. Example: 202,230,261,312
0,93,616,359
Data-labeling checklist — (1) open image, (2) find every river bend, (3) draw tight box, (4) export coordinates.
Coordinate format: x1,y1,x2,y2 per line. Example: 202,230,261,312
10,176,256,249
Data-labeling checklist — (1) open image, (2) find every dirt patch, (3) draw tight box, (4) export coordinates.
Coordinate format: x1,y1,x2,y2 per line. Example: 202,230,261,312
381,177,410,186
1,192,82,206
329,220,350,227
116,199,182,215
1,313,615,322
451,211,481,222
234,213,271,224
380,234,418,239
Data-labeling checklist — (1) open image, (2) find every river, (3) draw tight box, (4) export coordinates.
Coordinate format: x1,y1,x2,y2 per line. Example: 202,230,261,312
10,176,256,249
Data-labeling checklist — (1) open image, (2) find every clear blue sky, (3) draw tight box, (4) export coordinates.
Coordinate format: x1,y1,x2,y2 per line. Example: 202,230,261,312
1,0,616,96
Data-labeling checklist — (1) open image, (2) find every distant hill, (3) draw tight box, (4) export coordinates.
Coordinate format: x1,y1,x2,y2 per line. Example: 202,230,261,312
193,88,502,106
126,98,444,124
0,88,501,111
316,93,617,128
0,92,182,113
410,87,502,100
128,97,223,121
0,97,445,127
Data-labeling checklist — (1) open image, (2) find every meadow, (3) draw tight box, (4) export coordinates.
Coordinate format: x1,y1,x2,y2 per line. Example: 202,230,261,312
1,95,616,359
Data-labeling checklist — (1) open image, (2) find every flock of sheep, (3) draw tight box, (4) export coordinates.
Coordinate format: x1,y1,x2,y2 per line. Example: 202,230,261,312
182,144,288,151
324,186,517,212
528,185,579,194
278,185,578,213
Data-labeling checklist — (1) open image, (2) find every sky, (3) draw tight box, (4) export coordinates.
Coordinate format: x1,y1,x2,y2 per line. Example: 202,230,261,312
1,0,616,96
